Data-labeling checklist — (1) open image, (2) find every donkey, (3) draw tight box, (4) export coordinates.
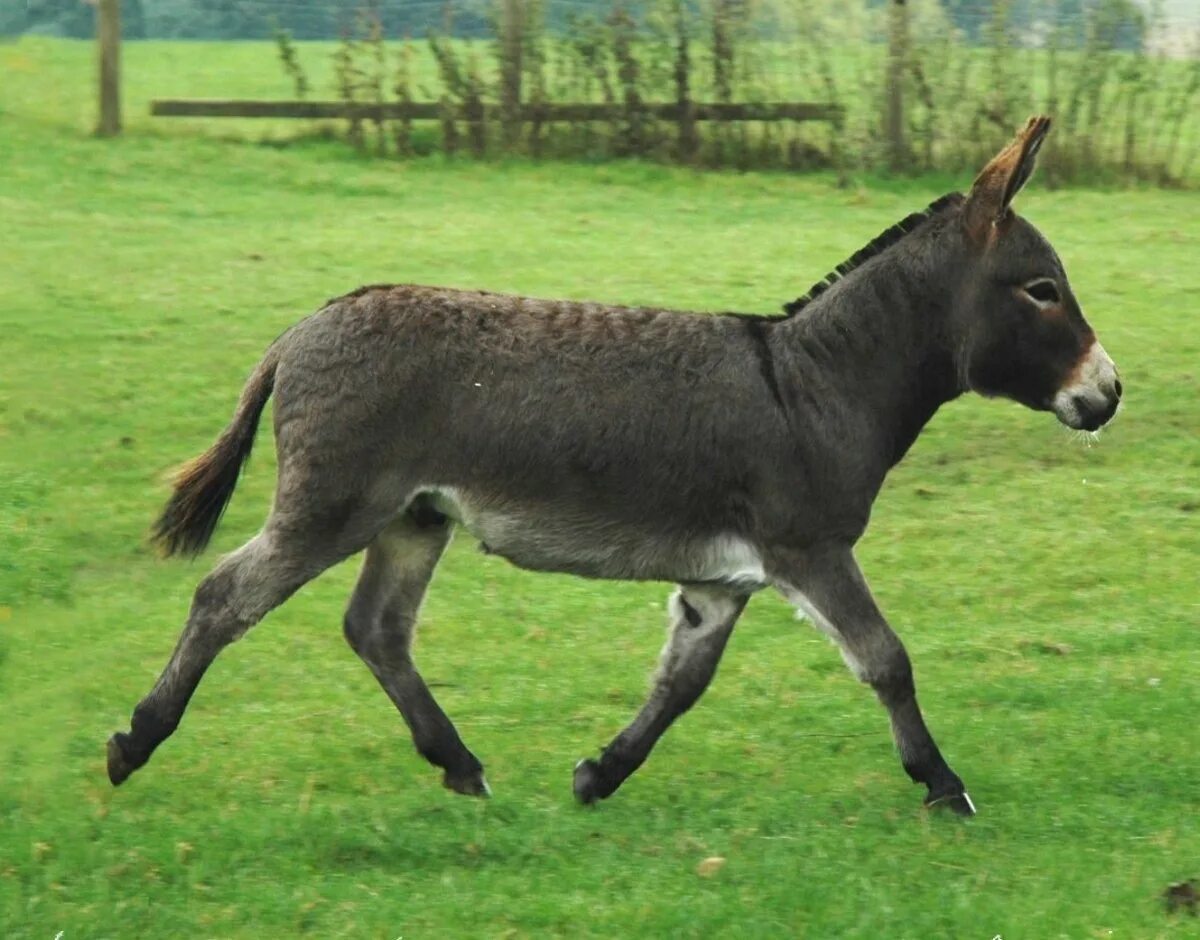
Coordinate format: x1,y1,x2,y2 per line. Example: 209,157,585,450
108,117,1120,816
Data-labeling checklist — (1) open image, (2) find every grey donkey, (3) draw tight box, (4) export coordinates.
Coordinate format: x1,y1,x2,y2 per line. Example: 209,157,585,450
108,117,1121,816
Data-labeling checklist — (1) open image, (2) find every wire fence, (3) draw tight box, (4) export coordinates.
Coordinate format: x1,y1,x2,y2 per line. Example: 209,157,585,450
6,0,1200,181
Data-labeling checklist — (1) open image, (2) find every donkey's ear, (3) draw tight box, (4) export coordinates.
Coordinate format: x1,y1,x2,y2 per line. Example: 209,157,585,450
963,115,1052,239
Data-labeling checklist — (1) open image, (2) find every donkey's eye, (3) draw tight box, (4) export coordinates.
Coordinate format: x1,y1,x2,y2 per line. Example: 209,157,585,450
1021,279,1061,305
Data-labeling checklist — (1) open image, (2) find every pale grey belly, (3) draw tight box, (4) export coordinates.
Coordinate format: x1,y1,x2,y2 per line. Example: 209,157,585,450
425,486,767,587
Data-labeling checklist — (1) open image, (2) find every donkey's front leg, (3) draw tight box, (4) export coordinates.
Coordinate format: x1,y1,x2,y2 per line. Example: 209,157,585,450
774,547,975,815
574,584,748,804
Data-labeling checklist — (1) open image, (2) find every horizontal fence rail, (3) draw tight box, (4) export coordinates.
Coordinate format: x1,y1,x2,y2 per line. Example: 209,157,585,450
150,99,845,124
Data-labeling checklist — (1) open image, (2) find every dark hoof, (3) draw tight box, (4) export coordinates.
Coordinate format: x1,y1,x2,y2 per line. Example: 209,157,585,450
573,758,620,805
925,790,977,817
106,732,142,786
573,759,603,804
443,768,491,798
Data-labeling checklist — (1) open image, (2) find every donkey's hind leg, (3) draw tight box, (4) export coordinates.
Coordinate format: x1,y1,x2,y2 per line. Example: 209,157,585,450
343,504,488,797
107,511,386,786
574,583,749,803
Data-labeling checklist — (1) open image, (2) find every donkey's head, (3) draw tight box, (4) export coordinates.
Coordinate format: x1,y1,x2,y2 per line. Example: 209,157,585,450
952,117,1121,431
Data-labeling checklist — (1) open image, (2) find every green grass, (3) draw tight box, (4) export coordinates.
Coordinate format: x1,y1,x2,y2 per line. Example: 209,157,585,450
2,38,1199,939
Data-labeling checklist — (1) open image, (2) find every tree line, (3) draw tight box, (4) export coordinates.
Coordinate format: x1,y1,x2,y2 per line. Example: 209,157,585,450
3,0,1147,48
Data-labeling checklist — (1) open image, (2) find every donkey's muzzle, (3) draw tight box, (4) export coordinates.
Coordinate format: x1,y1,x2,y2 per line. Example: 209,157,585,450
1069,388,1121,431
1054,343,1120,431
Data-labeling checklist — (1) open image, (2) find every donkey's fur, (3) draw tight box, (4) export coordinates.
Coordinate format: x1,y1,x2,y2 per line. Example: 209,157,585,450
109,117,1121,815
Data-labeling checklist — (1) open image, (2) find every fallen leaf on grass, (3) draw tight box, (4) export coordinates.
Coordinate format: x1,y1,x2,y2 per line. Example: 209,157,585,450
697,856,726,877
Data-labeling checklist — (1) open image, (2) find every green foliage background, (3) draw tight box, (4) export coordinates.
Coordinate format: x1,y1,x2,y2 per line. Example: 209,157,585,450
0,0,1157,46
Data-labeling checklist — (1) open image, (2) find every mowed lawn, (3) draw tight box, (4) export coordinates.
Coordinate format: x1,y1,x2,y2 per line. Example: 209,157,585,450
2,39,1198,939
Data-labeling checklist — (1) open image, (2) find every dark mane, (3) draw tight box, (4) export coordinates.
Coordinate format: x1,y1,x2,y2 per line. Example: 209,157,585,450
781,192,964,317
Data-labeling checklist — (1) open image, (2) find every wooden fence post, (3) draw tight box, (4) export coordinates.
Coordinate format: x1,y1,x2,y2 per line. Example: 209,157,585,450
673,0,697,162
885,0,908,171
499,0,523,150
96,0,121,137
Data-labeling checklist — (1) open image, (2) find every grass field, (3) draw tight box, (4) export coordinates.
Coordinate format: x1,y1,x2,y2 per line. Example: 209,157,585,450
2,38,1199,939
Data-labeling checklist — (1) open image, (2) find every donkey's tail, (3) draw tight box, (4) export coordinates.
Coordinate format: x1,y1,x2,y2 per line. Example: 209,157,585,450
151,348,280,558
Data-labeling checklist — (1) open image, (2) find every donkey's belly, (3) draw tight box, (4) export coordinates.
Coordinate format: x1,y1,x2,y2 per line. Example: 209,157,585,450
425,487,767,588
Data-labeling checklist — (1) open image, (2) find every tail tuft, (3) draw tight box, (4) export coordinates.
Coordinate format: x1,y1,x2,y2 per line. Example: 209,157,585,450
151,434,255,557
150,353,277,557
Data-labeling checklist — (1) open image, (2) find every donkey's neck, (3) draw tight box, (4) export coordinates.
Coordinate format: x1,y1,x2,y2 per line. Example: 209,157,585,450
772,251,963,474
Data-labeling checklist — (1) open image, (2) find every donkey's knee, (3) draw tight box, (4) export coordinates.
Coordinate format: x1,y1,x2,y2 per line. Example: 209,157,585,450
860,644,915,708
800,602,914,699
343,518,446,665
830,635,915,707
342,584,420,669
342,607,394,666
342,608,369,657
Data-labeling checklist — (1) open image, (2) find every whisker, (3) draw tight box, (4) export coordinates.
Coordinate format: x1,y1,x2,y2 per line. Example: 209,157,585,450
1067,428,1101,447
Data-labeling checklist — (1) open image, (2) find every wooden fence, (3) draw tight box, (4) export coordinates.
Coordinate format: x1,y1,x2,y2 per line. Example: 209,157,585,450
150,98,844,159
151,99,843,123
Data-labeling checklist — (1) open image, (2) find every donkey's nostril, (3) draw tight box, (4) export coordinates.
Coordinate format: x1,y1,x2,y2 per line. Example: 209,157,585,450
1098,396,1120,426
1114,379,1123,399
